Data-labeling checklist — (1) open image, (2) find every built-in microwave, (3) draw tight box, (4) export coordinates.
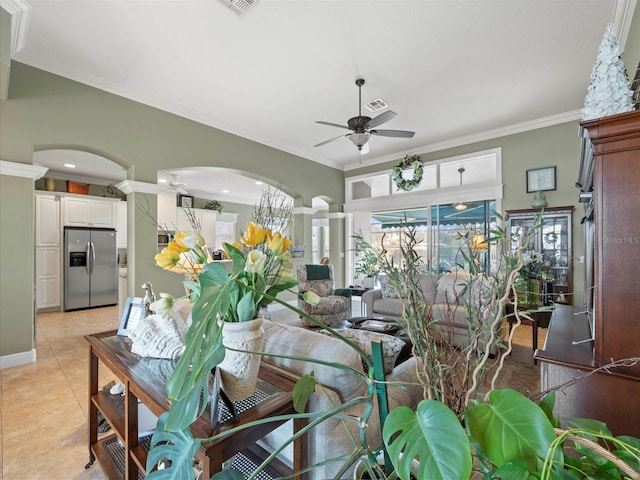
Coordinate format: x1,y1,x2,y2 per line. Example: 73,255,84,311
158,232,174,244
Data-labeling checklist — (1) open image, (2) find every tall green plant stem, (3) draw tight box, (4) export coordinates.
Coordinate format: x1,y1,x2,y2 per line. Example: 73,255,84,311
543,428,640,480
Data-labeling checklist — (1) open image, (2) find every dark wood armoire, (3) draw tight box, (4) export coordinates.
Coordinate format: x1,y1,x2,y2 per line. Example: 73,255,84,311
536,110,640,437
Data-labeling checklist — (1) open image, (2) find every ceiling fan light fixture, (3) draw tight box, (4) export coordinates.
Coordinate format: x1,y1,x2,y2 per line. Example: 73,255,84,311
348,132,371,150
454,202,468,211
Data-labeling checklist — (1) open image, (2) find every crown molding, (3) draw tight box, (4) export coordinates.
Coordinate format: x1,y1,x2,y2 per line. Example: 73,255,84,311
344,109,582,171
292,206,315,215
0,0,30,55
0,160,47,179
612,0,637,51
116,180,163,195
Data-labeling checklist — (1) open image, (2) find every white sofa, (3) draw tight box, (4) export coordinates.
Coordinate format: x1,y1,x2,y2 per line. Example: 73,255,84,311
258,319,422,479
171,300,422,479
362,272,498,350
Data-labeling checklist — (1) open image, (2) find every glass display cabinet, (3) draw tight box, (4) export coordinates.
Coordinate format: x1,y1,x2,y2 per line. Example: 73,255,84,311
507,207,573,305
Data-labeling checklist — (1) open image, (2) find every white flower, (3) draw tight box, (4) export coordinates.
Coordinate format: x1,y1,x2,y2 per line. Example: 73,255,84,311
245,249,267,274
150,293,174,317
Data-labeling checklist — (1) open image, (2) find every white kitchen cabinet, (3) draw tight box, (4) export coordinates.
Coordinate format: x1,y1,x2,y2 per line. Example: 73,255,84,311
35,193,61,246
116,201,127,248
175,208,216,246
157,191,177,230
35,193,62,310
63,196,117,228
200,209,216,246
35,246,60,310
175,207,193,232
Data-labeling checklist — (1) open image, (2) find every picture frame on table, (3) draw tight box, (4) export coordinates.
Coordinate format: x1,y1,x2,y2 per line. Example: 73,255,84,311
177,194,195,208
118,297,146,337
526,166,556,193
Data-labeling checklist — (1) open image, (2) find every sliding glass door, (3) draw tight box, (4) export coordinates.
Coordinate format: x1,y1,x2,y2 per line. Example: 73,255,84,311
371,201,496,273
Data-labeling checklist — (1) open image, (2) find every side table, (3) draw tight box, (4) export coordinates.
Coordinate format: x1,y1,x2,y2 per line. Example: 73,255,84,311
85,330,307,480
505,303,552,364
349,286,372,315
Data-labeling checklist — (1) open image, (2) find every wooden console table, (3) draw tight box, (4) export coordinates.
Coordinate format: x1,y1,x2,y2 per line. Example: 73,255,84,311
85,330,307,479
535,305,640,437
505,303,551,364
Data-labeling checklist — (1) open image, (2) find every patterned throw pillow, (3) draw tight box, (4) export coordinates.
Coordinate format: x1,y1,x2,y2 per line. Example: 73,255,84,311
378,275,398,298
327,329,405,373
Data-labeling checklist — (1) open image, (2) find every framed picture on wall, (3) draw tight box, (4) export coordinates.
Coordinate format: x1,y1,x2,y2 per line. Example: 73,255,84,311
526,166,556,193
178,194,194,208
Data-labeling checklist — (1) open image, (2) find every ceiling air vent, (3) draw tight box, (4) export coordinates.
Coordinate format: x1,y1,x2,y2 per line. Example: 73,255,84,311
218,0,259,15
364,99,388,112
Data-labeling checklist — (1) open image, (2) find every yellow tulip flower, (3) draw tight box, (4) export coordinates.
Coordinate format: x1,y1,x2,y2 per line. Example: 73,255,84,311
241,222,268,247
223,241,243,258
155,248,181,269
166,239,189,254
267,231,292,255
174,230,204,250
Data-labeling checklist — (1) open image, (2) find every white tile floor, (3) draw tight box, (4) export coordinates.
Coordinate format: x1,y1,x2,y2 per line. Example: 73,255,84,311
0,303,541,479
1,307,120,480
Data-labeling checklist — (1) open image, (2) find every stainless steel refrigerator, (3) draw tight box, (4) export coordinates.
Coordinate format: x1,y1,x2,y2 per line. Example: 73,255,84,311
64,227,118,311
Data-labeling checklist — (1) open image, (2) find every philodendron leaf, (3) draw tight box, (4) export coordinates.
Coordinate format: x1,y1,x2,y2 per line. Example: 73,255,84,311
538,391,559,427
146,412,201,480
467,388,558,473
383,400,472,480
492,459,533,480
292,372,318,413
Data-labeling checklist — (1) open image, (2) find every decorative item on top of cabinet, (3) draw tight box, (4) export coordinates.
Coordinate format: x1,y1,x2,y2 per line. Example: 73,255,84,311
507,206,573,305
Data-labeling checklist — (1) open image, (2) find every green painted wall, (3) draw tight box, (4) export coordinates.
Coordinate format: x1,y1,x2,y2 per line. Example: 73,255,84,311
0,175,35,357
347,121,587,306
623,5,640,82
1,7,11,65
1,9,638,361
0,62,344,360
344,12,640,311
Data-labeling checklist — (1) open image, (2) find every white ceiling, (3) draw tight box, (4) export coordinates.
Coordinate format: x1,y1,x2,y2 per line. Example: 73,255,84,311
6,0,637,203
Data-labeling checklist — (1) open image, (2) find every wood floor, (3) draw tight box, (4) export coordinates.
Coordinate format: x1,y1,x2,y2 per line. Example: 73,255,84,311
0,303,543,479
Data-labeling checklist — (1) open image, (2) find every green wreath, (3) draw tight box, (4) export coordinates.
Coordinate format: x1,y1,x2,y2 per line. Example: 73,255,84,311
392,155,423,191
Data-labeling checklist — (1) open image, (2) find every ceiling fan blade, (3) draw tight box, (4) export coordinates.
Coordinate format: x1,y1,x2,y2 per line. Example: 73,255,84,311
316,121,351,130
370,129,415,138
176,186,189,195
314,134,347,147
365,110,397,129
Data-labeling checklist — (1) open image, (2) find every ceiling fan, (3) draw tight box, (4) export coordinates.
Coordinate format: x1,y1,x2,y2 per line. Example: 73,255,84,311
314,78,415,154
166,173,189,195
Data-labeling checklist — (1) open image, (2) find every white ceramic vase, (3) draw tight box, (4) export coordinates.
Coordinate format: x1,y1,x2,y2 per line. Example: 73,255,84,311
218,315,264,402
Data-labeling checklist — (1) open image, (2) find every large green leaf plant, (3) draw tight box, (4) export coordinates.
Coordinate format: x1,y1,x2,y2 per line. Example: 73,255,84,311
383,389,640,480
357,212,639,479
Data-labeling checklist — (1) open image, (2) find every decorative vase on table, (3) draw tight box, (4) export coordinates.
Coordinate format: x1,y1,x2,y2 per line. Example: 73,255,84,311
528,278,541,307
514,276,529,305
217,315,265,402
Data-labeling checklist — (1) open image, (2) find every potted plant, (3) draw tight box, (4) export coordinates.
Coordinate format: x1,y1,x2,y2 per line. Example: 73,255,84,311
384,389,640,480
353,235,380,288
144,213,639,480
354,212,639,479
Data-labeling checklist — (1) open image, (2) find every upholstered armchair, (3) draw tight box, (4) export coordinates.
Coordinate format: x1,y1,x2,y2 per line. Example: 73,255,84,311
296,264,351,326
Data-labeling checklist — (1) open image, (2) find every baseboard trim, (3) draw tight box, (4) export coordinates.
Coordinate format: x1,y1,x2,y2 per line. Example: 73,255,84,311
0,348,36,369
